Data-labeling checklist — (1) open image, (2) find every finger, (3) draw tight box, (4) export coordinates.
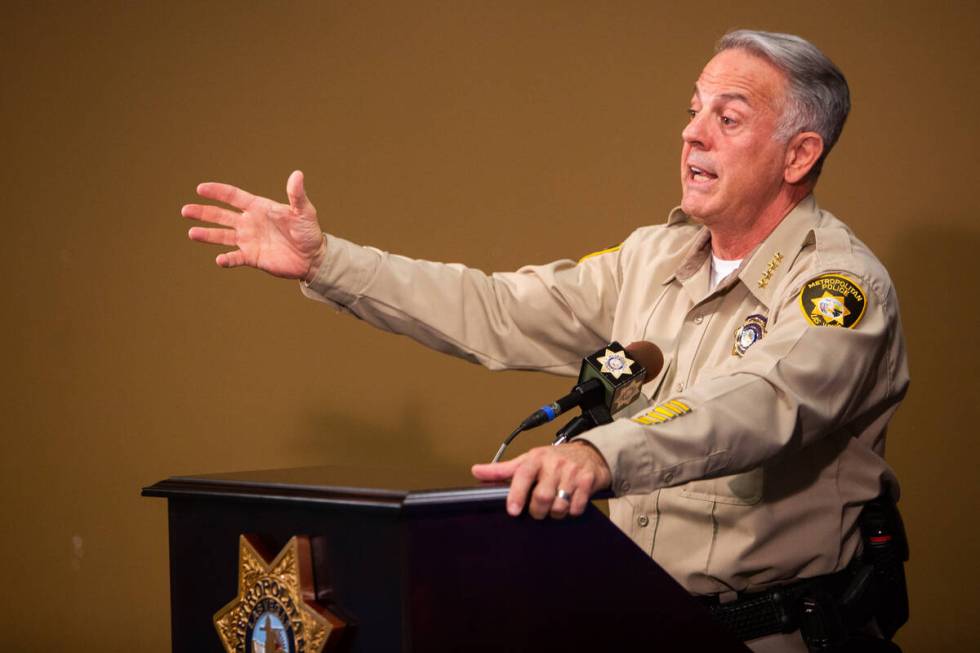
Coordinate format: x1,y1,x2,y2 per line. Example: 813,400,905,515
188,226,237,247
549,468,577,520
568,467,595,517
286,170,309,212
529,456,561,520
471,456,523,481
196,182,257,210
181,203,240,227
216,250,247,268
507,455,542,517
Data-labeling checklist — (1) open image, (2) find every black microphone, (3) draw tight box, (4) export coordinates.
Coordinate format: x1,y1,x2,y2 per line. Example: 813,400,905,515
516,377,604,431
491,341,664,462
552,340,664,444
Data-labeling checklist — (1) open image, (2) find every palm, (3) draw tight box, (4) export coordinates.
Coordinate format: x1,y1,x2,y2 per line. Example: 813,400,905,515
233,194,321,278
183,170,325,280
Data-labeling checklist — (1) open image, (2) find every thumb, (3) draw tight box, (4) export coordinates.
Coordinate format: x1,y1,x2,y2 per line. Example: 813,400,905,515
286,169,309,212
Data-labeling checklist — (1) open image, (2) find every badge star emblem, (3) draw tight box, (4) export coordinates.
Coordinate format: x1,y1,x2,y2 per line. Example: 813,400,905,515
732,314,768,357
214,535,344,653
596,348,635,379
810,291,851,325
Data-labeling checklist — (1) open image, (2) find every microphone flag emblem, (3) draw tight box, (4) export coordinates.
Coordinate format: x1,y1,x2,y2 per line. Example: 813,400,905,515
597,349,635,379
610,376,645,413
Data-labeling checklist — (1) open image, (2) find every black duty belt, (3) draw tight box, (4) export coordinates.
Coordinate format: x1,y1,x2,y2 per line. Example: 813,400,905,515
696,569,853,642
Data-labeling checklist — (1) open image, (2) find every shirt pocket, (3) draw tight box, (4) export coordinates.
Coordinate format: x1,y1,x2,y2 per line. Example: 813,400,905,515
680,467,764,506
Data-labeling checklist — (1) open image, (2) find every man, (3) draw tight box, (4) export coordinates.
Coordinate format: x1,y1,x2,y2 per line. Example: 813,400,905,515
183,30,907,652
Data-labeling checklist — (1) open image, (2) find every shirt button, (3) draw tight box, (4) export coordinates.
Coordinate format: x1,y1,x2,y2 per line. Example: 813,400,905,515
693,314,704,324
637,515,650,527
675,383,685,392
664,472,674,484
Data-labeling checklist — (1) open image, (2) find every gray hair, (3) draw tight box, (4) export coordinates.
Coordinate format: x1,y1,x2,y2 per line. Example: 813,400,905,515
717,30,850,180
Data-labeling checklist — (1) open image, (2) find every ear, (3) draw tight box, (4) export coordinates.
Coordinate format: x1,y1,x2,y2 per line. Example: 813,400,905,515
783,131,824,184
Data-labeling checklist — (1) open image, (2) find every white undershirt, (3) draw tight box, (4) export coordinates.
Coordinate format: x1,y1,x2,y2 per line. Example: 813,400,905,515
710,254,743,290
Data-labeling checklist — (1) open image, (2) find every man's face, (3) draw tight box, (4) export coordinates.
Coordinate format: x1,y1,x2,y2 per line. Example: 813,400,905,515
680,49,791,227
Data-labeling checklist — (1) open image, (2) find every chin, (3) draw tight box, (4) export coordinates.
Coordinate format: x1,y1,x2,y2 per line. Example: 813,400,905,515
682,185,726,225
681,196,706,223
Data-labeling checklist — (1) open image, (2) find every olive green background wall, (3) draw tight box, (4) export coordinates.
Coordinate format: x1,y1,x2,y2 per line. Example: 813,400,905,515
2,1,977,650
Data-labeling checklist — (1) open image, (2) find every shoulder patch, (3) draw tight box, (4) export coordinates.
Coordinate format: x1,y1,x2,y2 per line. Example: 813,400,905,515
578,243,621,263
798,273,867,328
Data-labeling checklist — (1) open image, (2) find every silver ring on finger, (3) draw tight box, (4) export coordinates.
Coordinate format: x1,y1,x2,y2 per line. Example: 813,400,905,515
556,488,572,503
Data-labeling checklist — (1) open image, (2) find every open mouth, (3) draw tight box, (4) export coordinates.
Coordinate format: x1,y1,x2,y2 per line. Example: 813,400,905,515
688,165,718,182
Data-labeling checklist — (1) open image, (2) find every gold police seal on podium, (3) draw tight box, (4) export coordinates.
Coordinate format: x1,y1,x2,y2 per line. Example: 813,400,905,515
214,535,345,653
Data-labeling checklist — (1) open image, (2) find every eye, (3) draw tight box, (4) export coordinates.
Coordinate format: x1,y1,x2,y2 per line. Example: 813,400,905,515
687,108,697,121
720,115,737,126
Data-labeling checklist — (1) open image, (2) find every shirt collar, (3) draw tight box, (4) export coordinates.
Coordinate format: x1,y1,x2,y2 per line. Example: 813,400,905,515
660,210,710,287
737,194,820,307
660,195,821,308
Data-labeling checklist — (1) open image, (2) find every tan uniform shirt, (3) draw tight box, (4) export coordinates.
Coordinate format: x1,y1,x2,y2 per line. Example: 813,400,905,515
302,195,909,595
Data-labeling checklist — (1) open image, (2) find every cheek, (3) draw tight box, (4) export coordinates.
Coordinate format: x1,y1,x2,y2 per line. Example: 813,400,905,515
736,145,783,185
758,140,787,170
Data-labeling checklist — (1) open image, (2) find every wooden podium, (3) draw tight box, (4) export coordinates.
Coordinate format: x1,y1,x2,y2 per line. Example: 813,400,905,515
143,465,748,652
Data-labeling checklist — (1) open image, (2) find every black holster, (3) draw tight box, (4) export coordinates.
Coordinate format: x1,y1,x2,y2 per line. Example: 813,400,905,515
704,491,910,653
799,492,909,652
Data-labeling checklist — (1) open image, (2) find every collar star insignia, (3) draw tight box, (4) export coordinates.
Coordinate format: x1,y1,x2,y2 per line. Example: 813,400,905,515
810,291,851,325
214,535,345,653
596,348,635,379
758,251,784,288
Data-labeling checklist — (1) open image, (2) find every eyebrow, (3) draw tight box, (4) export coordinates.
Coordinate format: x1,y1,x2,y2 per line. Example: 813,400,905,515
719,92,751,105
692,86,753,107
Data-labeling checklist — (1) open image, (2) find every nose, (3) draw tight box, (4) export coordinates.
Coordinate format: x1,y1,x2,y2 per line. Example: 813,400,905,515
682,112,709,150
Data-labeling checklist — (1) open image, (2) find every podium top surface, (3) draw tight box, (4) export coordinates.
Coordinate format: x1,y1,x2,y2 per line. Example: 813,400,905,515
142,464,511,511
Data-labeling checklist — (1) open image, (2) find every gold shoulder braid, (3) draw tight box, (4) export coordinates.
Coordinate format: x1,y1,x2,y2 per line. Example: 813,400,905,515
578,243,622,263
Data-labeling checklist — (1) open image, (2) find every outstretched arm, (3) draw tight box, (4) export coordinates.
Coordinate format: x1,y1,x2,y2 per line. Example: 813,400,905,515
182,170,326,281
184,168,623,372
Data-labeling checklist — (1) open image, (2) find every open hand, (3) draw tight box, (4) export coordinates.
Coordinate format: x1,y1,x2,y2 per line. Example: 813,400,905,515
182,170,326,281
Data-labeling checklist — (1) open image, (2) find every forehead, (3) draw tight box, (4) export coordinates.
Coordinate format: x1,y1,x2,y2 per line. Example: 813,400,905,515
694,48,787,110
